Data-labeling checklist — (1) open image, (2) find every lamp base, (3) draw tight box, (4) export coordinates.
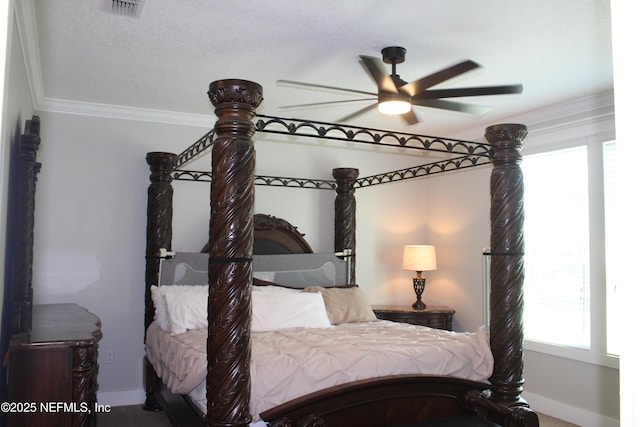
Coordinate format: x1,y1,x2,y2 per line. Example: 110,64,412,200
412,300,426,310
412,276,426,310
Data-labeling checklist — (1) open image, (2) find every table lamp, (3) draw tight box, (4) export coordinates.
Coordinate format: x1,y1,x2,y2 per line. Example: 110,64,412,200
402,245,437,310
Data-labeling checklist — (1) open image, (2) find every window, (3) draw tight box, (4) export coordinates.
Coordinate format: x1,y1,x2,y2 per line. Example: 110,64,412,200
522,147,591,348
522,140,618,359
603,141,619,356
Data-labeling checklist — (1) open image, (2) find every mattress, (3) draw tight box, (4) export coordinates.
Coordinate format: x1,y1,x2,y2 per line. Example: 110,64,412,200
146,320,493,421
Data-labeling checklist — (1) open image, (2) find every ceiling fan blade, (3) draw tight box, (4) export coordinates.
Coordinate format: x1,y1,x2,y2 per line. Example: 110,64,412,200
359,55,398,93
277,80,377,97
413,84,524,100
280,98,378,109
337,103,379,123
401,109,419,125
412,98,491,115
401,60,481,97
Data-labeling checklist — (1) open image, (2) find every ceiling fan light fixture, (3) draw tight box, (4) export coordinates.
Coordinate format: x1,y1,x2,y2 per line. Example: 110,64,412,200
279,47,522,125
378,93,411,115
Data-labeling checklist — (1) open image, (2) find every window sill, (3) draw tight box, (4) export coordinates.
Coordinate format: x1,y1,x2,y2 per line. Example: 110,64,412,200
524,339,619,370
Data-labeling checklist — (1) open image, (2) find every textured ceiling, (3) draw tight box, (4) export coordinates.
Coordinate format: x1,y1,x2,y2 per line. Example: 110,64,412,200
31,0,614,137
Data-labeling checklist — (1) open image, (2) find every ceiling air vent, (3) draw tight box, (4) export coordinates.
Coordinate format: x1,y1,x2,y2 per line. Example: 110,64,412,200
101,0,145,19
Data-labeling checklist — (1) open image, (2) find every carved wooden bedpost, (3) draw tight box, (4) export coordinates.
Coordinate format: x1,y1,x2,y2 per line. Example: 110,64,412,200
12,116,41,334
144,151,176,410
333,168,358,285
485,124,528,405
206,79,263,427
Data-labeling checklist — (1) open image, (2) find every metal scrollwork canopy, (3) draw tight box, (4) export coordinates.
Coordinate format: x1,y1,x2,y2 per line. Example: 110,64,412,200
171,114,492,189
255,114,491,156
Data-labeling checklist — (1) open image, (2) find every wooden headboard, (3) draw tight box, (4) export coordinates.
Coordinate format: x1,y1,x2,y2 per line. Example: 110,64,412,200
202,213,313,255
253,214,313,254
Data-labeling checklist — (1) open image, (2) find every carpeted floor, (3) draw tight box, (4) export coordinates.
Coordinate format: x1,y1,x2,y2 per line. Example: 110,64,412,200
97,405,172,427
97,405,579,427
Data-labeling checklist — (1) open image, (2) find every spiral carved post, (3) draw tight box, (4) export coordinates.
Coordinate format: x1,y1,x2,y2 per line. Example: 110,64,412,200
72,343,99,427
12,116,41,334
485,124,528,405
333,168,358,286
206,79,263,427
143,151,176,410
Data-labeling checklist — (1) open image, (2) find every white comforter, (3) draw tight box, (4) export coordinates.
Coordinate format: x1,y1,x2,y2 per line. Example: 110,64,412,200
145,320,493,421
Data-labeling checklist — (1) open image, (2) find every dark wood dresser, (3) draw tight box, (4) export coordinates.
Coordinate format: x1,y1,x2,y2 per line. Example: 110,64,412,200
7,303,102,427
372,305,455,331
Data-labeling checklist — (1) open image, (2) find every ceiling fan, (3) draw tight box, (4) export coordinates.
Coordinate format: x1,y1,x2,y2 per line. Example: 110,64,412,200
278,46,523,125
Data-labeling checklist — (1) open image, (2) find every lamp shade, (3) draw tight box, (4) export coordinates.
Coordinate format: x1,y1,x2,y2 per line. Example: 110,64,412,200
402,245,437,272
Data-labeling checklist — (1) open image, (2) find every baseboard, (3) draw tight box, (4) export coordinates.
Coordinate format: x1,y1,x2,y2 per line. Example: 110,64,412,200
523,391,619,427
97,389,146,407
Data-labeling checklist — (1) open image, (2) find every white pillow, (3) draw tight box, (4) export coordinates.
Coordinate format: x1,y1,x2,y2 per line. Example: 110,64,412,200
150,285,171,331
163,285,209,334
251,290,331,332
154,284,329,334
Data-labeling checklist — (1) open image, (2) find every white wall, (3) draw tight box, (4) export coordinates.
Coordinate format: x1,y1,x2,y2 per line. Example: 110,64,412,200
353,165,491,332
31,112,210,399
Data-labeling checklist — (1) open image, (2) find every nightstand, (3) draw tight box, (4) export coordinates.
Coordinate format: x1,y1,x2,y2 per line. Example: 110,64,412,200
372,305,455,331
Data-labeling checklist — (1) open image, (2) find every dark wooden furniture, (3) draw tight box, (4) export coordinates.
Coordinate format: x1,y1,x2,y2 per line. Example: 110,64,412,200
373,305,455,331
144,79,538,426
8,116,41,335
7,303,102,427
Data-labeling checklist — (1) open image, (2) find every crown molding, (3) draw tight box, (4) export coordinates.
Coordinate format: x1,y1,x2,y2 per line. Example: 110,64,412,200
14,0,214,129
453,89,615,143
36,96,216,128
510,89,615,135
14,0,43,111
33,91,615,139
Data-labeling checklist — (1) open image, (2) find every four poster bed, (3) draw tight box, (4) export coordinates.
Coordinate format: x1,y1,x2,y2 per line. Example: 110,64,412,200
144,79,538,427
